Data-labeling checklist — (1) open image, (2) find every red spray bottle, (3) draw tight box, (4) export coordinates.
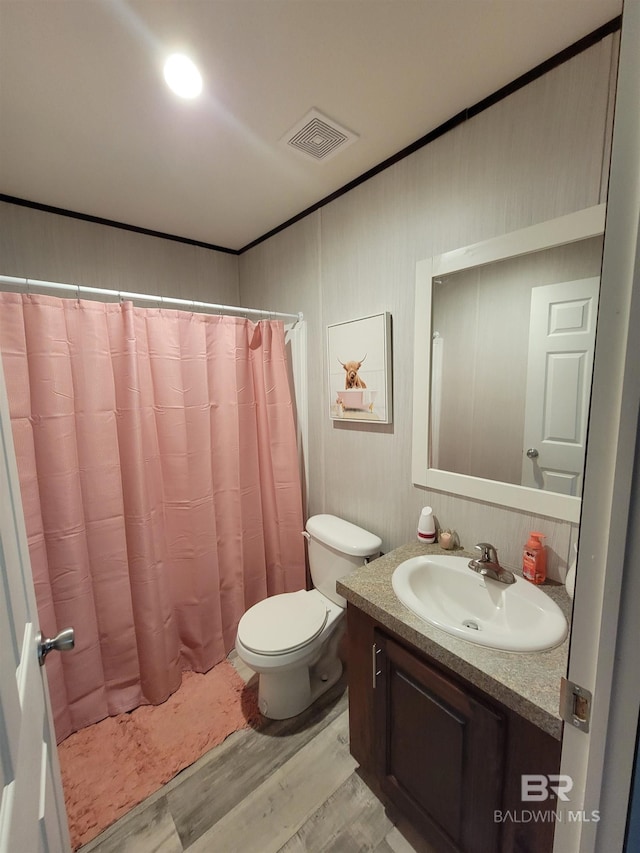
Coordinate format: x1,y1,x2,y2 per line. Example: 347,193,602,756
523,532,547,585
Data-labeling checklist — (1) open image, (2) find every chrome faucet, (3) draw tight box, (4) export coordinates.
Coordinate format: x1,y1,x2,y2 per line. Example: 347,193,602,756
468,542,516,585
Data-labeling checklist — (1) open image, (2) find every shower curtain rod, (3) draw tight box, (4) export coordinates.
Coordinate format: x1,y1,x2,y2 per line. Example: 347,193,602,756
0,275,303,322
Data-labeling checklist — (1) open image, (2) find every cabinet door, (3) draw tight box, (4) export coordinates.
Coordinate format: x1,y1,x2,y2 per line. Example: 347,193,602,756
374,631,504,853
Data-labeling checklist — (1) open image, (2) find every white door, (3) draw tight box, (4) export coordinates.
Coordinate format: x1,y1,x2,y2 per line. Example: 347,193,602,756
554,1,640,850
0,357,71,853
521,277,599,495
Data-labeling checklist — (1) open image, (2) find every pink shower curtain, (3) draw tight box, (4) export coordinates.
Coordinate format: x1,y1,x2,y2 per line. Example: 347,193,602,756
0,292,305,743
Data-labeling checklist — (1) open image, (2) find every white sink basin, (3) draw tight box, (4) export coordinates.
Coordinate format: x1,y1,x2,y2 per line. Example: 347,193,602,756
392,555,568,652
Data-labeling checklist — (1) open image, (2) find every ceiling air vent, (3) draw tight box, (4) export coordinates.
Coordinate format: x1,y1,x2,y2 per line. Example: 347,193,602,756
280,108,358,163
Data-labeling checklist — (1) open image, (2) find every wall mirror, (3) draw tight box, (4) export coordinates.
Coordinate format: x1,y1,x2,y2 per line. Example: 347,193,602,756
412,204,606,523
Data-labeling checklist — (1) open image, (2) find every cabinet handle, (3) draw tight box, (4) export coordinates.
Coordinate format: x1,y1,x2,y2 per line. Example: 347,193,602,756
372,643,382,689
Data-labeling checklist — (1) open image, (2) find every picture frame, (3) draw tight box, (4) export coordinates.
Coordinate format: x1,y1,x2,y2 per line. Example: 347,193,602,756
327,312,393,423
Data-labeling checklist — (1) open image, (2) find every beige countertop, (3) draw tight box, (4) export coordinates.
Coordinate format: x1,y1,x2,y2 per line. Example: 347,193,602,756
336,541,572,740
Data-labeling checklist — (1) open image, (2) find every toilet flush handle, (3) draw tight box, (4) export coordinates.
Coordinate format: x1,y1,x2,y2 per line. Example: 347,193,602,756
301,531,310,540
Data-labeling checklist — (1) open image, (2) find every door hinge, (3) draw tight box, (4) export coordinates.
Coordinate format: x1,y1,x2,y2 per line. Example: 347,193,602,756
560,677,592,733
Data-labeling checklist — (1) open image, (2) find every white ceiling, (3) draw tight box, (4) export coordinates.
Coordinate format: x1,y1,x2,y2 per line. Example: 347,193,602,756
0,1,622,252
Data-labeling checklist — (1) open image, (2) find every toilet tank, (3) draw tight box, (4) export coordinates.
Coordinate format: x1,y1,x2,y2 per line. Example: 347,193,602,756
305,514,382,606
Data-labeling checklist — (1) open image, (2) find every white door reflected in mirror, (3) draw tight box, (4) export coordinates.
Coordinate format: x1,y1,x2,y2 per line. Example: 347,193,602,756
522,277,599,495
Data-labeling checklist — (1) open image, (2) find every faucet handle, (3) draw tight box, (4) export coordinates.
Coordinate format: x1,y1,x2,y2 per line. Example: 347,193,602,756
475,542,498,562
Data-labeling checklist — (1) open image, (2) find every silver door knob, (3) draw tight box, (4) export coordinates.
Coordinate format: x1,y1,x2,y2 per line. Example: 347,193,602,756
36,627,75,666
526,448,539,459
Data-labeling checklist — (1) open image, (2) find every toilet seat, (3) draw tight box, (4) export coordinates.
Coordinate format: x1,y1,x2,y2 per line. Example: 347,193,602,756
237,590,328,655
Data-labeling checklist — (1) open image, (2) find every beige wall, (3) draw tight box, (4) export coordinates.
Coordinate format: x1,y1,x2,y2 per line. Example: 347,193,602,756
239,35,618,579
0,203,240,304
0,35,618,580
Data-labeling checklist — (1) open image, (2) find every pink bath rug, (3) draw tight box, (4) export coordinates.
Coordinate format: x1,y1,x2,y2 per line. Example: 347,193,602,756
58,660,261,850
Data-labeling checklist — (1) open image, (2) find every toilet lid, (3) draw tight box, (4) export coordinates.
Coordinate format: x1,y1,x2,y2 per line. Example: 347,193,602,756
237,590,328,655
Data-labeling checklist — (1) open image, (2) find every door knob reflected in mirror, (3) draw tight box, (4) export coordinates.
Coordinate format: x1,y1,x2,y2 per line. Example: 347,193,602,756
36,627,75,666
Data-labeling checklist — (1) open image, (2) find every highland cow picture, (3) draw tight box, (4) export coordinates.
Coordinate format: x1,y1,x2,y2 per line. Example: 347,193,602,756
327,312,392,423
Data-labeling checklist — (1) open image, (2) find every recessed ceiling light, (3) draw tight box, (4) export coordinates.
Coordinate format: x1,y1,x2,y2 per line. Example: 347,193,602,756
163,54,202,99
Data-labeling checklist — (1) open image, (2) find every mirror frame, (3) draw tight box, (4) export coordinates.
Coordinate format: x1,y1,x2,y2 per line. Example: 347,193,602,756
412,203,606,523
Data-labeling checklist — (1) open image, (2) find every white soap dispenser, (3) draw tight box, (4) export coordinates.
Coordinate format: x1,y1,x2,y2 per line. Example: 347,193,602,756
417,506,436,543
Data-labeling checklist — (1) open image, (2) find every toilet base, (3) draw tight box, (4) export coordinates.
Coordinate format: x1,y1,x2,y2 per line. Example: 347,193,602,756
257,655,343,719
258,620,345,720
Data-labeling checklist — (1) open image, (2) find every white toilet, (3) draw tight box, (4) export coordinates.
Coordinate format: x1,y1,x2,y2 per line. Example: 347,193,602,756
235,514,381,719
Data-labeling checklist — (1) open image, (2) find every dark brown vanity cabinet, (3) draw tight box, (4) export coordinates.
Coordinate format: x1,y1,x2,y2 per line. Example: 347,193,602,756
374,629,504,853
346,604,561,853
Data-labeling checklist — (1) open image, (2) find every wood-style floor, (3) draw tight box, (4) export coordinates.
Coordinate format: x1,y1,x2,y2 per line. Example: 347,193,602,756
77,654,434,853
